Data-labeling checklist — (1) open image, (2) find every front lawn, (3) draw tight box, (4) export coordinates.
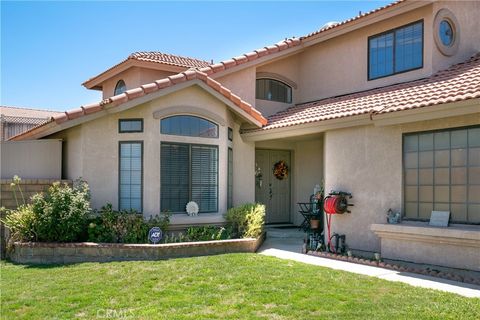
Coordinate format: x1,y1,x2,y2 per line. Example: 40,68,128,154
1,254,479,319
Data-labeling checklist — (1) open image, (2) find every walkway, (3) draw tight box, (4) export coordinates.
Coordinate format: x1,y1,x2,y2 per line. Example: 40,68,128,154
258,228,480,298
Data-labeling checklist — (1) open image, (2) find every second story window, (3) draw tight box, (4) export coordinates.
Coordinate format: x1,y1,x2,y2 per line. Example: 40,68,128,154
368,20,423,80
256,78,292,104
114,80,127,95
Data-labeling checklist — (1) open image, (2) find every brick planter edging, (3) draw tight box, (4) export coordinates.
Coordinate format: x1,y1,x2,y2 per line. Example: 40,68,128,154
307,251,480,286
9,233,266,264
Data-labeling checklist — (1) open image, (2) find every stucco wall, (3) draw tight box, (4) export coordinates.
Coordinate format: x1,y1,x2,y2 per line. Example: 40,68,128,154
102,67,175,99
298,5,434,103
49,85,256,224
217,67,256,106
0,140,62,179
324,113,480,253
432,0,480,73
249,2,478,113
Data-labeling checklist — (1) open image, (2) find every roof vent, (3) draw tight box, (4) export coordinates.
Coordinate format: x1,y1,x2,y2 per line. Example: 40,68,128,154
321,21,339,30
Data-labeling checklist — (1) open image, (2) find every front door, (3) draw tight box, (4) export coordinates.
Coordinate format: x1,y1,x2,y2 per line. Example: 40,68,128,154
255,149,291,224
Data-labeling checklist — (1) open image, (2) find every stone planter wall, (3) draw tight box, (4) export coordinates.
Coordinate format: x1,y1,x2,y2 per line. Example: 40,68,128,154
9,233,266,264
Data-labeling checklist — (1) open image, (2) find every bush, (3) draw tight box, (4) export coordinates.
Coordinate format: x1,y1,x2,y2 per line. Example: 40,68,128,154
224,203,265,238
2,205,37,242
184,225,231,242
87,204,170,243
3,180,91,242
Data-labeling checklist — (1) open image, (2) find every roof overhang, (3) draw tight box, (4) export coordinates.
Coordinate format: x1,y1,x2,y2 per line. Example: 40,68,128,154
202,1,433,80
11,77,266,141
302,1,433,47
241,99,480,142
83,59,188,90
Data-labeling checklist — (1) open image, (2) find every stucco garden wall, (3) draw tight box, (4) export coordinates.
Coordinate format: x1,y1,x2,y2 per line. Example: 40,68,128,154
324,113,480,253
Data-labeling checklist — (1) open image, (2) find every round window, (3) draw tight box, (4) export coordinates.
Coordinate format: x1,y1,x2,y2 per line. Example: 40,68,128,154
439,20,454,46
433,9,459,57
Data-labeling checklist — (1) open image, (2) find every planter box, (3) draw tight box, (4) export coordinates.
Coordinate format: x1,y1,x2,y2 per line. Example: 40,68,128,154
8,233,266,264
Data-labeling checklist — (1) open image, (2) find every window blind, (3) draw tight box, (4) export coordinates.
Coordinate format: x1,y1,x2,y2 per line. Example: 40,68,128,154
161,143,218,213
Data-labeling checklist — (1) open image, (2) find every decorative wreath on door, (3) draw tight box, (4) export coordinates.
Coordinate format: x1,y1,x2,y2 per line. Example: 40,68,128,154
273,160,289,180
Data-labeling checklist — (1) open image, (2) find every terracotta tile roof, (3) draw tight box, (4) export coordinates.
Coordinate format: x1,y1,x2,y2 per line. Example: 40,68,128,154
198,38,302,76
129,52,211,69
10,71,267,141
301,0,406,40
256,53,480,131
0,106,62,119
82,52,211,87
197,1,404,77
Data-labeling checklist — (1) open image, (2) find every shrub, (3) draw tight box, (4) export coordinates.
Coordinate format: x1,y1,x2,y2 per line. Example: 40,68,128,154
87,204,170,243
3,180,91,242
185,225,231,242
224,203,265,238
2,205,37,242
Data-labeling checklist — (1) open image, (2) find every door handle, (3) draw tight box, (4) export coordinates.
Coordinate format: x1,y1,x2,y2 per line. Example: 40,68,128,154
269,183,272,200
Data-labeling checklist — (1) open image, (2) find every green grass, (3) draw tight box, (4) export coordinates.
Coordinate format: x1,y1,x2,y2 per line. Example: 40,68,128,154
1,254,479,319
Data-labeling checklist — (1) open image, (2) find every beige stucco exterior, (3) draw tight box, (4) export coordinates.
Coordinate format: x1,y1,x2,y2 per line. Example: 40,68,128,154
207,2,480,112
49,85,257,226
7,1,477,269
0,140,62,179
101,67,176,99
324,113,480,253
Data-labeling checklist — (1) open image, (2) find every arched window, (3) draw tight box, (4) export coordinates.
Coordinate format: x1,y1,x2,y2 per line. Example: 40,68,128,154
256,78,292,103
114,80,126,95
160,115,218,138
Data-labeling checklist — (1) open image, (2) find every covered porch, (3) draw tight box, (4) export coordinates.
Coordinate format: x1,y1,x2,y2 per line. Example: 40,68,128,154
252,133,324,226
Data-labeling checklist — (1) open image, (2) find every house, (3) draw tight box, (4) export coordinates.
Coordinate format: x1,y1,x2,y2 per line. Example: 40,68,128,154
0,106,62,141
8,0,480,270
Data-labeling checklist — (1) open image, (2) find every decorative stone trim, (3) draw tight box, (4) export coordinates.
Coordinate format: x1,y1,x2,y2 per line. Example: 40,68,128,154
307,251,480,286
8,233,266,265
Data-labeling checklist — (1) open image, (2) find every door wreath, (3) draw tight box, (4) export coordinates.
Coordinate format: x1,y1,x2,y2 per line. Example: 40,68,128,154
273,160,289,180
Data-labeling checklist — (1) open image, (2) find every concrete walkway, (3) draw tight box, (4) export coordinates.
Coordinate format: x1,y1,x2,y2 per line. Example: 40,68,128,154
258,228,480,298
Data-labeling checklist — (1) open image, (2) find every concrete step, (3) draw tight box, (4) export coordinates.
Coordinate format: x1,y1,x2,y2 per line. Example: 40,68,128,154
266,227,306,239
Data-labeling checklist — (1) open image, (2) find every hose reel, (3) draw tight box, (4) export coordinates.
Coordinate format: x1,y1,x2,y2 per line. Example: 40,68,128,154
323,191,353,252
324,191,353,214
